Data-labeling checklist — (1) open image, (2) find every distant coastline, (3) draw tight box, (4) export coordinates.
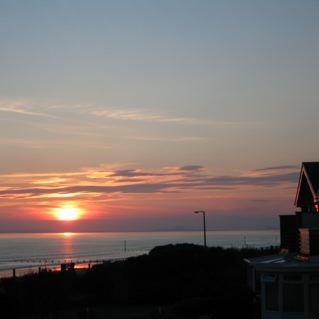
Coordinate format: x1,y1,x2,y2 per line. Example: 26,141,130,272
0,227,280,234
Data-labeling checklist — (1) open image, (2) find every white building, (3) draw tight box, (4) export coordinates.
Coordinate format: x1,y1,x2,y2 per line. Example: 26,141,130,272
246,162,319,319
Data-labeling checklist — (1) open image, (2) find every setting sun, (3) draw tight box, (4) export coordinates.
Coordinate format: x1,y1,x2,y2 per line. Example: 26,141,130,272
53,204,83,221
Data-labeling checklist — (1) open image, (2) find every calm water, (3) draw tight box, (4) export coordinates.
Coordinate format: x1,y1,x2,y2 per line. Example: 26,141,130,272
0,230,279,277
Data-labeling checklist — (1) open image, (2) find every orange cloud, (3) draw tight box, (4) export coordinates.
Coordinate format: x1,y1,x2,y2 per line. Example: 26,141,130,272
0,163,298,226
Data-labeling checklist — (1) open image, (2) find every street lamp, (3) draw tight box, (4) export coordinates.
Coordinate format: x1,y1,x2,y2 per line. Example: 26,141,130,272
194,210,207,248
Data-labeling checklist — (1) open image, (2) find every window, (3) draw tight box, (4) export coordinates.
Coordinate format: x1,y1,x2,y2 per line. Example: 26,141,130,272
310,273,319,281
265,282,279,311
283,283,304,312
309,284,319,313
262,273,277,283
283,273,302,281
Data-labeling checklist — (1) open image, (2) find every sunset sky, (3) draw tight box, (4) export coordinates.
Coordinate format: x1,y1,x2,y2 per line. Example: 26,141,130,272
0,0,318,232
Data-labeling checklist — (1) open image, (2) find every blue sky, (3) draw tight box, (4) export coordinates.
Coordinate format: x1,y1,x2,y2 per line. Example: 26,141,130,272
0,0,318,231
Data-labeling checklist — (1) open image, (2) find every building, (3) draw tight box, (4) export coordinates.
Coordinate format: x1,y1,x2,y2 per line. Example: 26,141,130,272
246,162,319,319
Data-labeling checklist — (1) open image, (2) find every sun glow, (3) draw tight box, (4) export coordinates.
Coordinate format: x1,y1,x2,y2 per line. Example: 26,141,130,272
62,232,75,236
53,204,83,221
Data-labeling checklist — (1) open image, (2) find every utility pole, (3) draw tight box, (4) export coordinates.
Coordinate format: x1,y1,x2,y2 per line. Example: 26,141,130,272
194,211,207,248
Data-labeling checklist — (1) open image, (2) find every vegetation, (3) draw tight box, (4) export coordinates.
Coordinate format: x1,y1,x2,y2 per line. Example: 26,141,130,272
0,244,278,319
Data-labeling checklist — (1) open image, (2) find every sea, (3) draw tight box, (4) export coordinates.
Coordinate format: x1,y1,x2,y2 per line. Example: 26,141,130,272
0,230,279,278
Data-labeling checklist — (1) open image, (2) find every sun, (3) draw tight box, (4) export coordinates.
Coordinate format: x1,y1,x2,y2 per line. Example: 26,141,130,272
53,204,83,221
57,207,79,221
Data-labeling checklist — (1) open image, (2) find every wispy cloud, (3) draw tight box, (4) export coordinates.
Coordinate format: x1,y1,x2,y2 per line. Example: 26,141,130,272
0,97,253,130
90,108,207,125
0,164,299,201
0,99,58,119
0,138,111,150
129,136,205,142
178,165,204,172
110,169,161,178
90,108,256,127
204,172,299,186
254,165,300,172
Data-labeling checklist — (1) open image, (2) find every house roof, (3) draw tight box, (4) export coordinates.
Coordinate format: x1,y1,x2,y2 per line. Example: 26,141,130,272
245,253,319,271
294,162,319,208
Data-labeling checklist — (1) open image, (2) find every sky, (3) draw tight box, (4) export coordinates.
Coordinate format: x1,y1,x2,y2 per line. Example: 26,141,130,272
0,0,318,232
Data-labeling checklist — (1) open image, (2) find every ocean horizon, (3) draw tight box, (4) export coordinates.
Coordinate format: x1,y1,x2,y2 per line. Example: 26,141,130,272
0,227,279,234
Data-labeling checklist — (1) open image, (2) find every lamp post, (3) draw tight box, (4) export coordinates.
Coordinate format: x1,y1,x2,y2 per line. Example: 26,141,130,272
194,210,207,248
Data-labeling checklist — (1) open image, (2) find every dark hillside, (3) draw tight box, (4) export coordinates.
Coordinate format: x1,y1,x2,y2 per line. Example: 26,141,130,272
0,244,278,318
